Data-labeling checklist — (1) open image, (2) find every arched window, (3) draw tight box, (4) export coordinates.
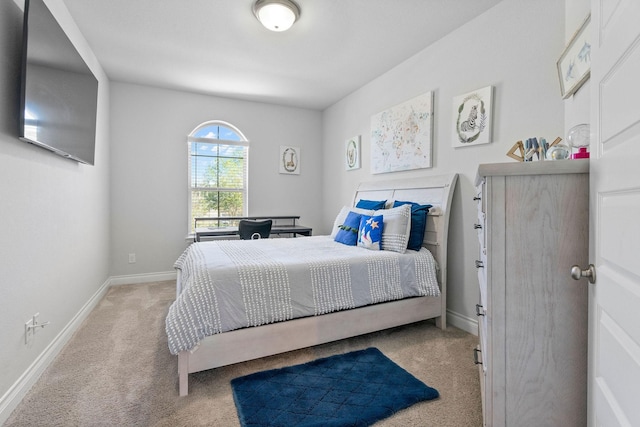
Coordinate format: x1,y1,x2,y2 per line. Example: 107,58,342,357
188,121,248,233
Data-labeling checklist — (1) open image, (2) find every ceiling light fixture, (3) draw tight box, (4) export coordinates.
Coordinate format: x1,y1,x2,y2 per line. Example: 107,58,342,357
253,0,300,32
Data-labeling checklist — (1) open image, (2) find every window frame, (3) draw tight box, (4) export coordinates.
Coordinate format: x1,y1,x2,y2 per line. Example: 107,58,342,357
187,120,249,237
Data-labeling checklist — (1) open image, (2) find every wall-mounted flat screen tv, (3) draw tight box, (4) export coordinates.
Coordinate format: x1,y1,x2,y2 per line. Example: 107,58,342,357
19,0,99,165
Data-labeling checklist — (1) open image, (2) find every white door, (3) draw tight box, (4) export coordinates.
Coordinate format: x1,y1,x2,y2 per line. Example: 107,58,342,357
589,0,640,425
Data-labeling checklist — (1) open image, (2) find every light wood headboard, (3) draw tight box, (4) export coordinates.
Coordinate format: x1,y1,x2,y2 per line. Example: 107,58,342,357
352,173,459,304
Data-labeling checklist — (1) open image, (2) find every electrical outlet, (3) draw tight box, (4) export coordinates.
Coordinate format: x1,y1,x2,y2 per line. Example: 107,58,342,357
24,312,49,344
128,253,136,264
24,315,36,344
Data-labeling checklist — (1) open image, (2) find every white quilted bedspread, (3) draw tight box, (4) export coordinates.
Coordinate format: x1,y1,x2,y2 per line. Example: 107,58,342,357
165,236,439,355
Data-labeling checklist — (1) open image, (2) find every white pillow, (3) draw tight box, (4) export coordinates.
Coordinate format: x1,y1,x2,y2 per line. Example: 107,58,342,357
330,206,374,238
374,204,412,253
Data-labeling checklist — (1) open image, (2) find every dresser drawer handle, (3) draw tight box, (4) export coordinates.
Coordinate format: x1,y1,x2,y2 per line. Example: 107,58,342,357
476,304,485,316
475,260,484,269
473,223,482,230
473,348,482,365
473,196,481,201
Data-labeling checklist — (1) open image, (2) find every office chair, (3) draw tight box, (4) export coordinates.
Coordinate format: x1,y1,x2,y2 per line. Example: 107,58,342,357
238,219,272,240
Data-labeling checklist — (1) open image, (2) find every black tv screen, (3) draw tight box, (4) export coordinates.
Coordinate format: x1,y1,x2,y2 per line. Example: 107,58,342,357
19,0,99,165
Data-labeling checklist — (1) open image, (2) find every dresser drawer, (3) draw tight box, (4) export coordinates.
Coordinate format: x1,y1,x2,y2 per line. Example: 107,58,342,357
476,306,488,371
474,180,485,214
474,181,487,258
477,261,487,311
475,211,486,251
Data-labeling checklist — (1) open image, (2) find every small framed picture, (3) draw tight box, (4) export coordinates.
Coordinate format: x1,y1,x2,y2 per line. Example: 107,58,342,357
279,145,300,175
345,136,361,171
452,86,493,148
557,14,591,99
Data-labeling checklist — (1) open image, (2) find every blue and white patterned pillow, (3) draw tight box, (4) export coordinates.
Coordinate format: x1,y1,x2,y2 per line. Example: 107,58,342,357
357,214,384,250
373,204,412,253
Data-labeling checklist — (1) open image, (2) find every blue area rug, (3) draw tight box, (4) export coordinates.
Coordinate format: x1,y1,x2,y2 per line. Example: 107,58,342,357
231,347,439,427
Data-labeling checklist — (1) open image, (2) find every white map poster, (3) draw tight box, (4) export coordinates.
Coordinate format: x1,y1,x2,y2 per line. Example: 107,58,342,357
370,92,433,174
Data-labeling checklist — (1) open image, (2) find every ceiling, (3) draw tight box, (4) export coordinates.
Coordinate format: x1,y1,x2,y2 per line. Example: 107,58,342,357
63,0,502,110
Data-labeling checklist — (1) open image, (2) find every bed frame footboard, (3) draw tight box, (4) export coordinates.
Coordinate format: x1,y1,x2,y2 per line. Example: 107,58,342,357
177,295,442,396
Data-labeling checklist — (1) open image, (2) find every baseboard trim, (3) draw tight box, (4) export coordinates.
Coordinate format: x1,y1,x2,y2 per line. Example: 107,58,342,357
0,271,177,423
108,271,176,286
0,277,111,426
446,309,478,336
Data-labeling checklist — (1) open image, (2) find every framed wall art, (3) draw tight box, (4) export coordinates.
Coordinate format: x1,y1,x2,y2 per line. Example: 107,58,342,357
452,85,493,148
557,14,591,99
279,145,300,175
345,135,361,171
370,91,433,174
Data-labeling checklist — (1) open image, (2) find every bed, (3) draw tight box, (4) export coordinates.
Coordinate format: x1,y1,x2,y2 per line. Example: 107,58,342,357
167,173,458,396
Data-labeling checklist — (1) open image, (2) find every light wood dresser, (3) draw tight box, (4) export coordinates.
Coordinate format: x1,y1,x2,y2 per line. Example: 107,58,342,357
474,160,589,426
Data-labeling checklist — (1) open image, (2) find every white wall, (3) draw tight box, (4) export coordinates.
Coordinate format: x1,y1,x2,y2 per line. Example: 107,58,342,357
321,0,566,330
0,0,110,417
109,83,324,276
564,0,591,133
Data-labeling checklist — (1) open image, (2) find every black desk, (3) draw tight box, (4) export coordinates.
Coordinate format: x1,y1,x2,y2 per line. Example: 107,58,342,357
194,216,312,242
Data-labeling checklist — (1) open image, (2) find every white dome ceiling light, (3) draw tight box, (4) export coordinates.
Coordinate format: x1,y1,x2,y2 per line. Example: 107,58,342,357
253,0,301,32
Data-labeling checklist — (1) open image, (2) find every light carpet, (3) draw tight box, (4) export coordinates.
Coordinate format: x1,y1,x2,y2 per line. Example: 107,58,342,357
5,281,482,426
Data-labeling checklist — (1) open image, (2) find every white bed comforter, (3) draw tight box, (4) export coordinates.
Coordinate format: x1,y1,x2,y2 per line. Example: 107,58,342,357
165,236,439,355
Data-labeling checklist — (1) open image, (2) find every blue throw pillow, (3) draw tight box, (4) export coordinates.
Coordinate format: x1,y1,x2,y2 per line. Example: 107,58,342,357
334,211,363,246
355,199,387,210
358,214,384,250
393,201,432,251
